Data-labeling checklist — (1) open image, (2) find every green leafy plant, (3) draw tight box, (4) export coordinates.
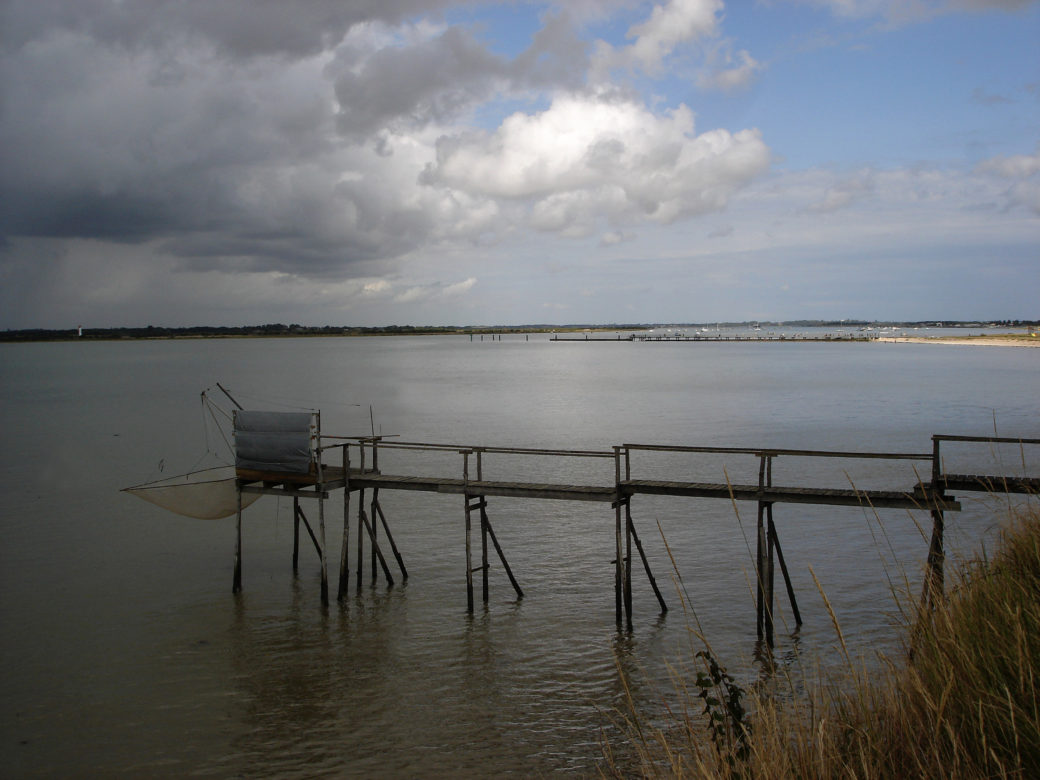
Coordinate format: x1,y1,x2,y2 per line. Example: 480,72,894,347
693,648,751,774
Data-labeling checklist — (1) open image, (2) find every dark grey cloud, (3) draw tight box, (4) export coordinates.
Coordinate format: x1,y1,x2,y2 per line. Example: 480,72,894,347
329,12,586,138
330,25,509,138
1,0,469,59
0,1,595,283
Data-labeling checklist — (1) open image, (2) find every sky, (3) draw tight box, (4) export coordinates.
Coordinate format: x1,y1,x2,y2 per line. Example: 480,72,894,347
1,0,1037,328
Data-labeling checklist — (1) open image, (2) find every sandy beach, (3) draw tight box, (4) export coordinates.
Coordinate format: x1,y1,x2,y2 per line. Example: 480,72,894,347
877,334,1040,347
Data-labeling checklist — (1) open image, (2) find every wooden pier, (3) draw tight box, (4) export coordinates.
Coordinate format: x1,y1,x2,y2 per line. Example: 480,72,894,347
233,433,1038,645
549,333,875,343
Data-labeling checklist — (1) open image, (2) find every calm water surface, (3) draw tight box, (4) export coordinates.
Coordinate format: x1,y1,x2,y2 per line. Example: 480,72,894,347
1,334,1038,777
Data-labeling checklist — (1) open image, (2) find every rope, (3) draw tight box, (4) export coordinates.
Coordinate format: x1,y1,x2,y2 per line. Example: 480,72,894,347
221,388,317,412
205,402,234,459
196,389,235,465
219,385,361,413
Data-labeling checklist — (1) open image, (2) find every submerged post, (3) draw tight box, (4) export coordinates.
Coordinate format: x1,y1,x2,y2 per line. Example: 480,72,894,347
317,495,329,605
373,500,408,580
356,442,366,589
370,439,379,583
614,446,625,626
292,496,300,574
233,483,243,593
483,508,523,601
764,502,775,647
338,445,350,600
316,422,329,606
478,450,489,604
463,449,474,613
924,437,946,608
624,498,633,630
755,455,766,639
756,453,779,645
768,512,802,627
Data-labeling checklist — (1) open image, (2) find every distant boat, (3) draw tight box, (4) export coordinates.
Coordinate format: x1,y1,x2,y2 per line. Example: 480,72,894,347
123,466,261,520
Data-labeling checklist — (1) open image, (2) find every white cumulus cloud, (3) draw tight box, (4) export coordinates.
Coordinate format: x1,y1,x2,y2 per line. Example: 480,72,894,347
697,46,763,91
627,0,723,72
420,92,770,235
975,148,1040,178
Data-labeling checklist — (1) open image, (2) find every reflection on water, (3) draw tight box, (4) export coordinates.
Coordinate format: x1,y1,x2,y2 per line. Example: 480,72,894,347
1,336,1036,775
217,586,639,777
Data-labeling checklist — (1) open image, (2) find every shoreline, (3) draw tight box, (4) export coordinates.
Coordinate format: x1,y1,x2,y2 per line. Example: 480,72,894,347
3,329,1037,346
877,334,1039,347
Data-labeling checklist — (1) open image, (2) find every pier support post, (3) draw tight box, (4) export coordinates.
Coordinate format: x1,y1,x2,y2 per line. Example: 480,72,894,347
481,506,489,604
764,503,775,647
318,490,329,606
923,437,946,610
356,497,393,587
293,497,300,574
463,450,474,613
293,502,322,560
479,451,489,604
614,447,625,626
756,454,777,645
625,501,633,629
356,437,366,589
755,454,803,644
370,441,379,583
482,506,524,601
338,445,350,600
925,509,944,600
625,498,667,613
373,498,407,580
768,512,801,627
233,483,243,594
370,489,379,584
620,449,666,615
356,486,365,589
756,502,766,640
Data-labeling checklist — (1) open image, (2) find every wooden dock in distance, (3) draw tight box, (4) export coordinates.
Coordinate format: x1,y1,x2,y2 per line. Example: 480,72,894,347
233,434,1038,645
549,333,875,343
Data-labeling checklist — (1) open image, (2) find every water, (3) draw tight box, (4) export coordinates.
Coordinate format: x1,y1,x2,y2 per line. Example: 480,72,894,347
1,333,1037,777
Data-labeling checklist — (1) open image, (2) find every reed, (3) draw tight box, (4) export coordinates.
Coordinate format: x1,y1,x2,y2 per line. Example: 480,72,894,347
604,503,1040,778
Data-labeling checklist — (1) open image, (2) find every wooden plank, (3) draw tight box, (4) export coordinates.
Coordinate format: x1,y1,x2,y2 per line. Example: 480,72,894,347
349,474,617,502
623,443,932,461
235,467,318,484
940,474,1040,494
344,473,962,509
933,435,1040,445
621,479,960,510
240,484,330,499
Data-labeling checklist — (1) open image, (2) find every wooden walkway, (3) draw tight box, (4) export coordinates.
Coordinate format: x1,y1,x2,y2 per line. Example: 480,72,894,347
337,474,961,510
234,433,1038,644
241,460,964,511
350,473,617,502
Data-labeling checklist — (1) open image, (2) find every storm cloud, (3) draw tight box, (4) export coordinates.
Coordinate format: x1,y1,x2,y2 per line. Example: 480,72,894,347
0,0,772,286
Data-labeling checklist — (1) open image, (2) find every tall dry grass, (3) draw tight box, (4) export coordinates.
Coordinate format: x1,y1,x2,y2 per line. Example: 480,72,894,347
604,504,1040,778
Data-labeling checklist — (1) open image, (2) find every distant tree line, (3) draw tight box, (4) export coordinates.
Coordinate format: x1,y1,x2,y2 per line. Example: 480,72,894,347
2,320,1035,342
